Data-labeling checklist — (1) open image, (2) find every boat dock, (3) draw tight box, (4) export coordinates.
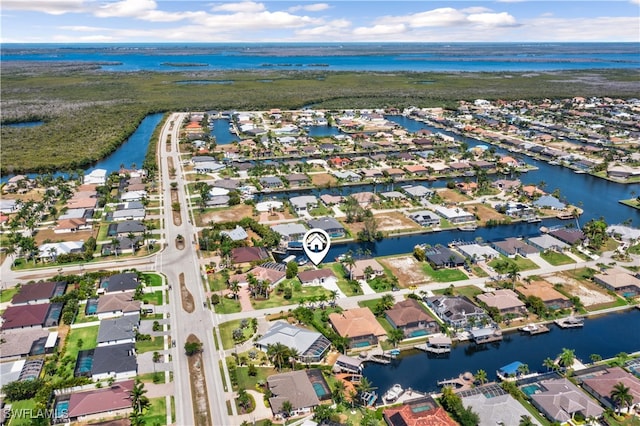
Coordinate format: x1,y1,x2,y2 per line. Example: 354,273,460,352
555,316,584,328
437,372,475,390
519,323,550,335
359,348,393,365
414,335,452,354
470,327,503,344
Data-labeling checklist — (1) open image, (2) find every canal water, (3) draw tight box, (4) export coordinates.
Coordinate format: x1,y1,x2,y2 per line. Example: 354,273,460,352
363,309,640,395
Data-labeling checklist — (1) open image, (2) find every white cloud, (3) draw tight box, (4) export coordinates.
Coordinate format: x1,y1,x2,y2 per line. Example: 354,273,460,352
467,12,519,27
353,24,406,36
630,0,640,4
210,1,265,13
199,10,317,30
383,8,468,28
1,0,86,15
288,3,330,12
461,7,493,14
58,25,110,31
94,0,155,18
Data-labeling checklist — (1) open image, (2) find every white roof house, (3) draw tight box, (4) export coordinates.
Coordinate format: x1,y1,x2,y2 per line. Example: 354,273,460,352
120,190,147,202
290,195,318,212
271,223,308,241
84,169,107,185
220,225,248,241
39,241,84,260
255,321,331,363
433,205,475,224
256,200,284,212
455,243,500,261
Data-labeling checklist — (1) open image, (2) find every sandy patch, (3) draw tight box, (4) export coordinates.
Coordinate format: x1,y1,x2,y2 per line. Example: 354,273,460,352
380,256,430,287
311,173,338,186
545,274,614,306
34,228,94,245
439,189,470,203
200,204,254,225
467,203,505,224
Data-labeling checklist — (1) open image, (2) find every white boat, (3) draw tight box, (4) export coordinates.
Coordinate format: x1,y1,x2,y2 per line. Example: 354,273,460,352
519,323,539,332
383,384,403,402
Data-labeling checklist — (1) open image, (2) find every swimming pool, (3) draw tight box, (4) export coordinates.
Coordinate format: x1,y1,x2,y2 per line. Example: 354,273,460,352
521,383,542,397
85,299,99,315
74,350,94,376
55,400,69,419
409,329,428,338
353,341,370,348
313,382,328,398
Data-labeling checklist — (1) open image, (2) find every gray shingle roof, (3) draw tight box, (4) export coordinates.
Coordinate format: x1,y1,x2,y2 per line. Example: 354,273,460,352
97,314,139,344
91,343,137,376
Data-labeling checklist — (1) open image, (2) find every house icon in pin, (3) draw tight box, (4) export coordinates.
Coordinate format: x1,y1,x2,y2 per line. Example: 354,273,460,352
305,232,327,253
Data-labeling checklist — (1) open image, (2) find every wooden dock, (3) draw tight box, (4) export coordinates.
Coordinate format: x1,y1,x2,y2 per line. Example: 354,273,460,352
414,343,451,354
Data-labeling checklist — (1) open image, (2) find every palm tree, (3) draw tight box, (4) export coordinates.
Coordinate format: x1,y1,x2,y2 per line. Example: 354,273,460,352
517,363,529,376
356,376,375,405
543,357,557,372
387,328,404,348
610,382,633,414
280,400,293,418
229,280,240,300
266,343,290,371
519,415,535,426
380,294,395,310
475,369,488,385
332,380,346,404
329,290,338,305
111,237,120,257
558,348,576,371
130,379,149,414
344,253,356,281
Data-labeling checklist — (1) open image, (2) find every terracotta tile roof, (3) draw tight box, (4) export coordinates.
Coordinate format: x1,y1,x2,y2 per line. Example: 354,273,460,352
329,307,386,339
231,246,269,264
385,299,434,327
384,404,457,426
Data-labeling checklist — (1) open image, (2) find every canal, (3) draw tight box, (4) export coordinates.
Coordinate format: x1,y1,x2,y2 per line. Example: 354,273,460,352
363,308,640,395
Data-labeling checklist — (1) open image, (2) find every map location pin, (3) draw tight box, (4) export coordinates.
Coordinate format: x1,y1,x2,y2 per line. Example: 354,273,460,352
302,228,331,266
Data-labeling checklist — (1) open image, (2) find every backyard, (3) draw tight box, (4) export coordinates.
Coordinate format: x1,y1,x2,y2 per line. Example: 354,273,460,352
540,251,576,266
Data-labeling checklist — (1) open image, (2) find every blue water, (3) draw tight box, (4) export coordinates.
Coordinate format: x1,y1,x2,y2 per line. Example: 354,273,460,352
55,401,69,418
210,118,240,145
4,121,44,128
364,309,640,395
2,43,638,72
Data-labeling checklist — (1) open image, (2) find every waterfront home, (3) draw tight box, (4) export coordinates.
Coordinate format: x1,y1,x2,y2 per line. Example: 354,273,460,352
289,195,318,213
220,225,249,242
230,246,270,265
407,210,440,227
229,265,286,288
255,322,331,363
99,273,139,293
57,379,135,423
333,354,363,373
521,185,545,198
0,328,53,360
87,343,137,381
423,245,465,269
83,169,107,185
59,208,94,222
361,169,384,179
307,217,345,238
548,228,586,245
529,377,603,424
383,168,405,180
0,303,62,330
267,369,328,419
0,199,18,214
385,299,438,338
271,223,307,242
606,225,640,242
607,164,640,180
476,289,526,317
95,293,141,320
97,314,139,347
380,191,406,201
454,242,500,262
404,164,430,176
460,384,541,426
259,176,284,188
286,173,310,186
533,195,567,210
328,157,351,168
297,269,336,287
401,185,432,199
594,267,640,297
424,296,488,330
332,170,361,182
350,191,378,207
212,178,241,190
320,194,343,206
10,281,66,306
432,205,475,224
329,307,387,349
492,179,521,191
516,281,571,310
348,258,385,281
577,367,640,412
383,397,457,426
527,234,569,252
492,238,538,258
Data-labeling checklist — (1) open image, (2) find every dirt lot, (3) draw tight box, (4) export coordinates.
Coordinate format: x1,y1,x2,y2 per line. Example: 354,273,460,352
1,188,45,202
546,273,615,306
343,212,421,236
311,173,338,186
467,203,505,225
200,204,254,225
380,256,430,287
34,228,94,245
439,188,471,203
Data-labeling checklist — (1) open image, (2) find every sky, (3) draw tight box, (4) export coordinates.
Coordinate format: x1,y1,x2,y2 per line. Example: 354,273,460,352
1,0,639,43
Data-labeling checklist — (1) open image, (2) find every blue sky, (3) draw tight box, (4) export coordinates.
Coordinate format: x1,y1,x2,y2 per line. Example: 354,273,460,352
2,1,639,43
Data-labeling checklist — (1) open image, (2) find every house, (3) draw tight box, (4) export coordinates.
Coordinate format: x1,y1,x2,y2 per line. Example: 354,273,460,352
286,173,310,186
59,208,94,222
530,378,603,424
231,246,270,265
82,343,137,381
407,210,440,227
383,397,457,426
380,191,406,200
350,191,378,206
549,228,586,245
267,369,329,418
527,234,569,252
320,194,343,206
383,168,405,179
97,314,139,347
424,296,488,330
460,385,542,426
423,245,465,269
112,208,145,222
492,179,521,191
219,225,248,242
212,178,241,190
297,269,336,286
385,299,438,337
433,205,475,224
60,380,134,423
290,195,318,213
54,218,91,234
492,238,538,258
579,367,640,411
120,190,147,202
100,273,139,293
271,223,307,242
1,303,62,330
96,293,141,320
332,170,361,182
255,322,331,363
594,267,640,296
0,328,52,360
606,225,640,242
476,289,526,316
0,199,18,214
206,195,230,207
307,217,345,238
533,195,566,210
83,169,107,185
259,176,284,188
115,221,146,236
329,307,387,348
402,185,432,199
516,280,571,310
404,164,430,175
361,169,384,179
229,265,286,288
11,281,66,305
194,161,225,173
454,243,500,262
101,236,143,256
348,258,384,281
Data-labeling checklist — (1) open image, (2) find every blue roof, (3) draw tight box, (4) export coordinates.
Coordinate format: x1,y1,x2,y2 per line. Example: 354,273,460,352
499,361,523,375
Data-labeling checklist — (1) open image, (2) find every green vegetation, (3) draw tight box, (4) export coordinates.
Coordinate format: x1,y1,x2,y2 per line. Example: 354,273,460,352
65,325,99,362
142,397,167,426
3,67,638,174
142,290,164,305
489,255,539,272
142,272,164,287
421,263,468,282
136,336,165,354
540,250,575,266
219,318,257,350
0,286,19,303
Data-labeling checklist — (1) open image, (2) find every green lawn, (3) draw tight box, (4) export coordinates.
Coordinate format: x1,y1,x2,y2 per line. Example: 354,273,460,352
540,251,575,266
142,397,167,425
233,361,277,391
6,399,38,426
142,290,164,305
0,286,19,303
309,204,332,217
329,262,361,296
421,263,468,282
219,319,255,350
471,266,489,278
142,272,164,287
629,244,640,255
96,223,110,242
213,296,242,314
138,372,167,384
73,308,99,324
66,325,99,360
251,283,331,310
488,255,539,272
136,336,164,354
